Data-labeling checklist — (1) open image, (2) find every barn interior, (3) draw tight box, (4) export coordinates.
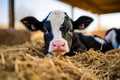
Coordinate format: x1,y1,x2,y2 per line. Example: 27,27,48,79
60,0,120,14
1,0,120,45
60,0,120,38
0,0,120,80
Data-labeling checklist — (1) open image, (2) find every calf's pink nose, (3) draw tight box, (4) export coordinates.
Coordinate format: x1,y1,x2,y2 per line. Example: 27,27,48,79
51,40,66,52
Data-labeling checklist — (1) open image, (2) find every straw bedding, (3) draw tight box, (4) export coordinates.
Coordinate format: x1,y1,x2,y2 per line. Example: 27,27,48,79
0,41,120,80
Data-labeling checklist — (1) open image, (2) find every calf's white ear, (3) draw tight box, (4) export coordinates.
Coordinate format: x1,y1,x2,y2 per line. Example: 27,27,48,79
73,16,93,30
21,16,43,31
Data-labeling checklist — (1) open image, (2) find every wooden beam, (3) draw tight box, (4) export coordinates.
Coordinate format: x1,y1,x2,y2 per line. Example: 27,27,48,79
60,0,120,14
60,0,104,14
9,0,15,29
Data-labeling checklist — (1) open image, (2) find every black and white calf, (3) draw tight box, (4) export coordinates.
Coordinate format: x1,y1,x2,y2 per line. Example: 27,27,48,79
69,33,113,56
21,10,112,56
105,28,120,48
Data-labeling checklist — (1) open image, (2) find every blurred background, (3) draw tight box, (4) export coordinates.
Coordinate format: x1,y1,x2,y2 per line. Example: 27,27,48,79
0,0,120,45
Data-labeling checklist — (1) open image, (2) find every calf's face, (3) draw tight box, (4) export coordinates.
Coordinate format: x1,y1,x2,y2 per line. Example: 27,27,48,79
21,10,93,56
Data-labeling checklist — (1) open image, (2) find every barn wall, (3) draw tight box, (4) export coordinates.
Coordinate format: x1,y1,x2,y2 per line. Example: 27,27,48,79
91,30,106,38
0,29,31,45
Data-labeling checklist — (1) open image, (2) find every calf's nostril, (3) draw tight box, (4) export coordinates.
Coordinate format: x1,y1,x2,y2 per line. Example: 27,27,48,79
61,43,65,47
52,41,65,48
52,42,57,47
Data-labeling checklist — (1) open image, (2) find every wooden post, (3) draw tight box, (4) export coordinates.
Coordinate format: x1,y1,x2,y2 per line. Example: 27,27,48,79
71,6,74,20
9,0,15,29
97,14,101,30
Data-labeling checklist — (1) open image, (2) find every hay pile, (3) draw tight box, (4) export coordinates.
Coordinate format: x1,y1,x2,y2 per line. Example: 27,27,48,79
0,41,120,80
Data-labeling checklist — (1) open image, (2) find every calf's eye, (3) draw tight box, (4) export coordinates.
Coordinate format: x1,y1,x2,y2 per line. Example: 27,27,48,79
68,29,73,37
68,29,73,33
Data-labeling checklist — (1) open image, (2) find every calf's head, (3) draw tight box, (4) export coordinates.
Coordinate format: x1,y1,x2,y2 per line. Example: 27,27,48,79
21,10,93,56
105,28,120,48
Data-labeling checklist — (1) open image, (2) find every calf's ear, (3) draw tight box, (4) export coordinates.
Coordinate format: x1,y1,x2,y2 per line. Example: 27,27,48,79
73,16,93,30
20,16,43,31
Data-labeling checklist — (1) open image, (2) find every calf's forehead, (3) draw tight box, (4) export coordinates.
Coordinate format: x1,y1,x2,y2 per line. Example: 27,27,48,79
46,11,66,30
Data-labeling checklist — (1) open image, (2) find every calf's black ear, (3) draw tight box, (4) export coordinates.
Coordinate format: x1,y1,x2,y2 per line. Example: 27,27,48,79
20,16,43,31
73,16,93,30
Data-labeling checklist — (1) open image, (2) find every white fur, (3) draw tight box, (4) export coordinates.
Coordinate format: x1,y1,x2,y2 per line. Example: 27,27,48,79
105,30,118,48
105,30,114,43
112,32,118,48
94,37,105,44
46,53,53,57
83,34,94,37
47,11,69,53
83,34,105,44
118,45,120,48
